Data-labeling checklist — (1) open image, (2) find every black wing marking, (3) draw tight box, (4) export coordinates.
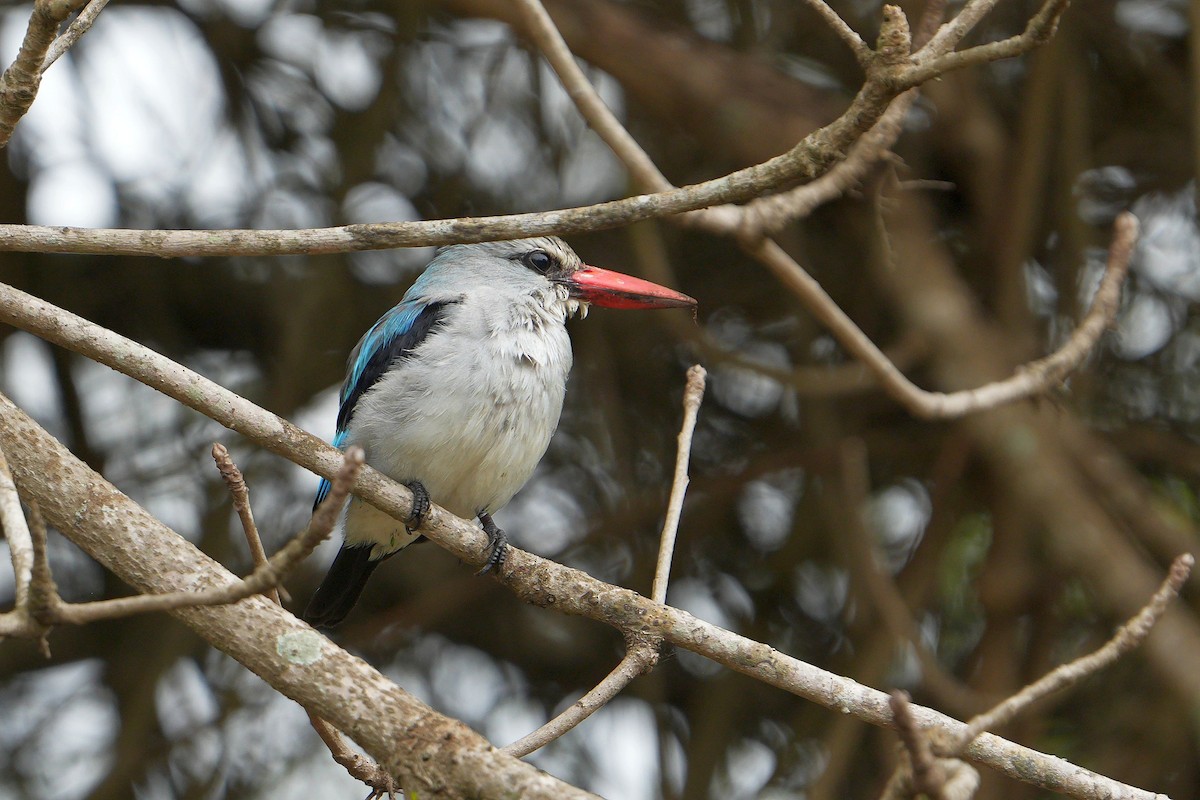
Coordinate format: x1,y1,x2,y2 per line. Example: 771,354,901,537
336,299,454,433
312,300,453,512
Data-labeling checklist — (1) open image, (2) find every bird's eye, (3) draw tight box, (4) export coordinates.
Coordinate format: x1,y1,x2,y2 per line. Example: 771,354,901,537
522,250,554,274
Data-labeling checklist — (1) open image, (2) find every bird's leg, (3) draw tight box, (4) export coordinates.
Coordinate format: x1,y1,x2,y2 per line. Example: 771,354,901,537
404,480,430,533
475,512,508,575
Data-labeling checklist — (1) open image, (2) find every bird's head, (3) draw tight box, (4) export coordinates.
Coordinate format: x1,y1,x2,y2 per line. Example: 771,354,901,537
428,237,696,318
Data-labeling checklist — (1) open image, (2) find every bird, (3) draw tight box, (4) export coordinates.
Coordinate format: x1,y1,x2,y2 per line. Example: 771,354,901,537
303,236,696,628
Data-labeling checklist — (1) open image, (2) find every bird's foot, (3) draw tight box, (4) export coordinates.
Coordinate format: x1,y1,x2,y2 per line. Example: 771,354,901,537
404,480,430,533
475,512,508,575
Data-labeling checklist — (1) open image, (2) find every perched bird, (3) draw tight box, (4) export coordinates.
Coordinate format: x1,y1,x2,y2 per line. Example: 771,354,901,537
304,236,695,628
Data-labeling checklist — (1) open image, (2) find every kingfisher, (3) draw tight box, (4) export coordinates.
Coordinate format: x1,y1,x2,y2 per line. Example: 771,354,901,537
304,236,696,627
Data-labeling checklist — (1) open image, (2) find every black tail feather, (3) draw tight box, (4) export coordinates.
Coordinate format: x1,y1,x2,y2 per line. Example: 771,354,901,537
303,545,381,629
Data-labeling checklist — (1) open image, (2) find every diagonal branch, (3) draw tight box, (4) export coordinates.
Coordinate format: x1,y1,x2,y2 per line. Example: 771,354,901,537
517,0,1110,423
0,388,1170,800
750,213,1137,419
949,553,1194,752
905,0,1072,86
801,0,871,65
41,0,112,71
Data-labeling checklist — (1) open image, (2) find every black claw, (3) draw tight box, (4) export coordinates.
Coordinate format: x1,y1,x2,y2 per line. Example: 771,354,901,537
405,480,430,532
475,512,508,575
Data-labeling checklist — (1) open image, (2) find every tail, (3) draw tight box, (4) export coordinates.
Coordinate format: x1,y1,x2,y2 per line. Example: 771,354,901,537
303,545,382,629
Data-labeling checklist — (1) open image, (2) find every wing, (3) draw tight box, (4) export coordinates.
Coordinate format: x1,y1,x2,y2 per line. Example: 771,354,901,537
312,299,454,510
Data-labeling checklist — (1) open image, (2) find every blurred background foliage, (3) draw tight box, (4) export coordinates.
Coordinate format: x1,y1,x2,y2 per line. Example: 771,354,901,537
0,0,1197,797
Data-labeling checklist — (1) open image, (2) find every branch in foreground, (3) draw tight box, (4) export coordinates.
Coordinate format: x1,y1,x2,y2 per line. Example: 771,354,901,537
210,445,397,797
0,59,893,259
0,339,1169,799
0,392,600,800
0,0,79,149
16,446,363,627
0,4,951,257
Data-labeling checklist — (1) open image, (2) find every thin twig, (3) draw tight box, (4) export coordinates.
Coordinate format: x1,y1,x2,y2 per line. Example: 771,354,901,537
801,0,872,65
24,503,53,655
504,367,704,758
512,0,669,194
307,709,397,798
905,0,1072,86
751,213,1137,419
0,443,47,641
652,365,706,603
889,691,949,800
920,0,1003,57
882,692,981,800
211,443,281,604
41,0,111,71
27,448,362,625
502,639,660,758
950,552,1195,751
0,441,33,610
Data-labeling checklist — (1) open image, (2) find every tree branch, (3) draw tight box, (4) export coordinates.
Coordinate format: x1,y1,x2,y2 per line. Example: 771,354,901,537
0,392,601,800
904,0,1072,86
41,0,111,71
0,315,1171,799
0,0,79,148
210,444,397,797
802,0,871,66
950,553,1194,751
0,441,46,641
516,0,1107,423
750,212,1136,419
652,364,705,601
13,444,363,628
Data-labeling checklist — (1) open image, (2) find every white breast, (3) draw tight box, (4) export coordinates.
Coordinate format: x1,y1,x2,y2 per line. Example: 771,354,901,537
340,289,573,556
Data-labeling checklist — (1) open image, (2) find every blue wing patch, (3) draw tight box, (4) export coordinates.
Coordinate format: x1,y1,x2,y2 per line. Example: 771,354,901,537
312,300,454,512
313,429,349,509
